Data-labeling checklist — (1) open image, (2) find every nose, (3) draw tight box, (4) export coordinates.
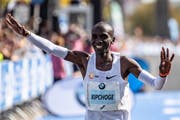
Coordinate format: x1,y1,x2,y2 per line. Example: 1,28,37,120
92,39,103,45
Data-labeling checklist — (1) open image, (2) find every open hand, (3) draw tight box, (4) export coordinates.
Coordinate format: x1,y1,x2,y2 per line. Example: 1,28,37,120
4,14,30,37
159,47,175,77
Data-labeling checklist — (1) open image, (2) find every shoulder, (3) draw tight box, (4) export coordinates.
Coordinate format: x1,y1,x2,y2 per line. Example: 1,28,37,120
120,55,129,63
73,51,90,58
120,55,142,78
71,50,90,62
120,55,141,68
65,50,90,65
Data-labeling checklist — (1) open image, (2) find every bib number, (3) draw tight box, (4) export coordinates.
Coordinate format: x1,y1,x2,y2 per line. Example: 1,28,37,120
87,81,120,111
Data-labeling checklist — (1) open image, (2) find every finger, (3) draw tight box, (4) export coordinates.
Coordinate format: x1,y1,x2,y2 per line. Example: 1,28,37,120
170,53,175,62
4,21,15,32
7,14,13,21
7,13,14,20
160,51,164,62
5,17,15,28
4,18,18,32
5,14,13,25
166,48,169,60
4,18,13,28
9,16,18,25
7,13,12,17
6,13,11,18
161,47,165,60
8,14,21,27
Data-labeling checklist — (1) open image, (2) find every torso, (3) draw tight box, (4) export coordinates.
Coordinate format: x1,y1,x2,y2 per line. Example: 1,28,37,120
83,52,132,120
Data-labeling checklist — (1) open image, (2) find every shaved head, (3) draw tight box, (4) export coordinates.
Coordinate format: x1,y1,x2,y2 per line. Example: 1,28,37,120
92,22,114,37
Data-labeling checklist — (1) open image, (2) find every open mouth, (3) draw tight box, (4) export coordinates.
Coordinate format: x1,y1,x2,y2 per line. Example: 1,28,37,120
96,45,103,49
93,42,104,49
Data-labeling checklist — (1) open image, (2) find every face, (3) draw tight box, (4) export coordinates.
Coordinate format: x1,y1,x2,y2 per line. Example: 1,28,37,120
91,22,114,54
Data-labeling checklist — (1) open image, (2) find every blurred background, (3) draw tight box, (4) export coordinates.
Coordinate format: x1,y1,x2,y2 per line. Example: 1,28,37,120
0,0,180,120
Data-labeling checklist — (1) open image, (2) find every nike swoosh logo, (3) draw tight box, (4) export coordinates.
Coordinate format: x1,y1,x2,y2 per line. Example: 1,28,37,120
106,75,117,79
100,105,105,110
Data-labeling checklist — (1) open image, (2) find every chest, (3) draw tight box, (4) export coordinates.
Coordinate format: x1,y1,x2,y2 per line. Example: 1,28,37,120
84,72,128,111
86,71,127,89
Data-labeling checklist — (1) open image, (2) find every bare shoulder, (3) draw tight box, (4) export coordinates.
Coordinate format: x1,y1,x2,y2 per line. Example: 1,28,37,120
120,55,142,77
120,55,132,65
65,50,90,65
65,50,90,78
72,51,90,63
120,55,140,67
120,56,132,71
120,55,128,62
73,51,90,58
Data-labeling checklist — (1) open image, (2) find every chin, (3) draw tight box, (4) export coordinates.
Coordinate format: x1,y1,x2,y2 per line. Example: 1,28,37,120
96,49,109,54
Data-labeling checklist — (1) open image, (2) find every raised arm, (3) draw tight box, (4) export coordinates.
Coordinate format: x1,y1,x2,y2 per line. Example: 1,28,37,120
124,47,174,90
4,14,89,64
4,14,90,77
5,14,68,58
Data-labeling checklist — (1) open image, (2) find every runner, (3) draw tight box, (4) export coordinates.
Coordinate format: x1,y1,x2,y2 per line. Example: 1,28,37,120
4,14,174,120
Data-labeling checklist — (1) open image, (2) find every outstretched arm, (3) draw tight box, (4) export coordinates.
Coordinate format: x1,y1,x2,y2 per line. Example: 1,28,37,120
4,14,89,63
4,14,68,59
4,14,90,77
125,47,174,90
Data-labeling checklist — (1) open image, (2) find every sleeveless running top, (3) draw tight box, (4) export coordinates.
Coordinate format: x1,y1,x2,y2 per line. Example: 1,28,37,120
83,52,132,120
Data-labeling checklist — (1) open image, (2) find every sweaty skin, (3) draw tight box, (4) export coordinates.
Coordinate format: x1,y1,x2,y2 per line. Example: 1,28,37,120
4,14,175,80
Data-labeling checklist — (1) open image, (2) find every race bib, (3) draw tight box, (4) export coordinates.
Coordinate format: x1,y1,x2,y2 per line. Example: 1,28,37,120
87,81,120,111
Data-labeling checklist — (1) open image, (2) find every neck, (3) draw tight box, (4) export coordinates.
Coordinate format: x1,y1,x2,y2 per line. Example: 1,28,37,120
96,51,112,63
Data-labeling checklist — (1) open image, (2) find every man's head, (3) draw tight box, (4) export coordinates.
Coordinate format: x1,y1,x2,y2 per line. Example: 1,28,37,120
91,22,115,54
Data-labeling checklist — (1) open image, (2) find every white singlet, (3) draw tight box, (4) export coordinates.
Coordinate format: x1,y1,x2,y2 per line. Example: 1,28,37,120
83,52,132,120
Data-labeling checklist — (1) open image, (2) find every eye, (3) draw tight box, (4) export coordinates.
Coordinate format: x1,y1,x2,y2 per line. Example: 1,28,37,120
92,34,97,39
100,34,108,39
